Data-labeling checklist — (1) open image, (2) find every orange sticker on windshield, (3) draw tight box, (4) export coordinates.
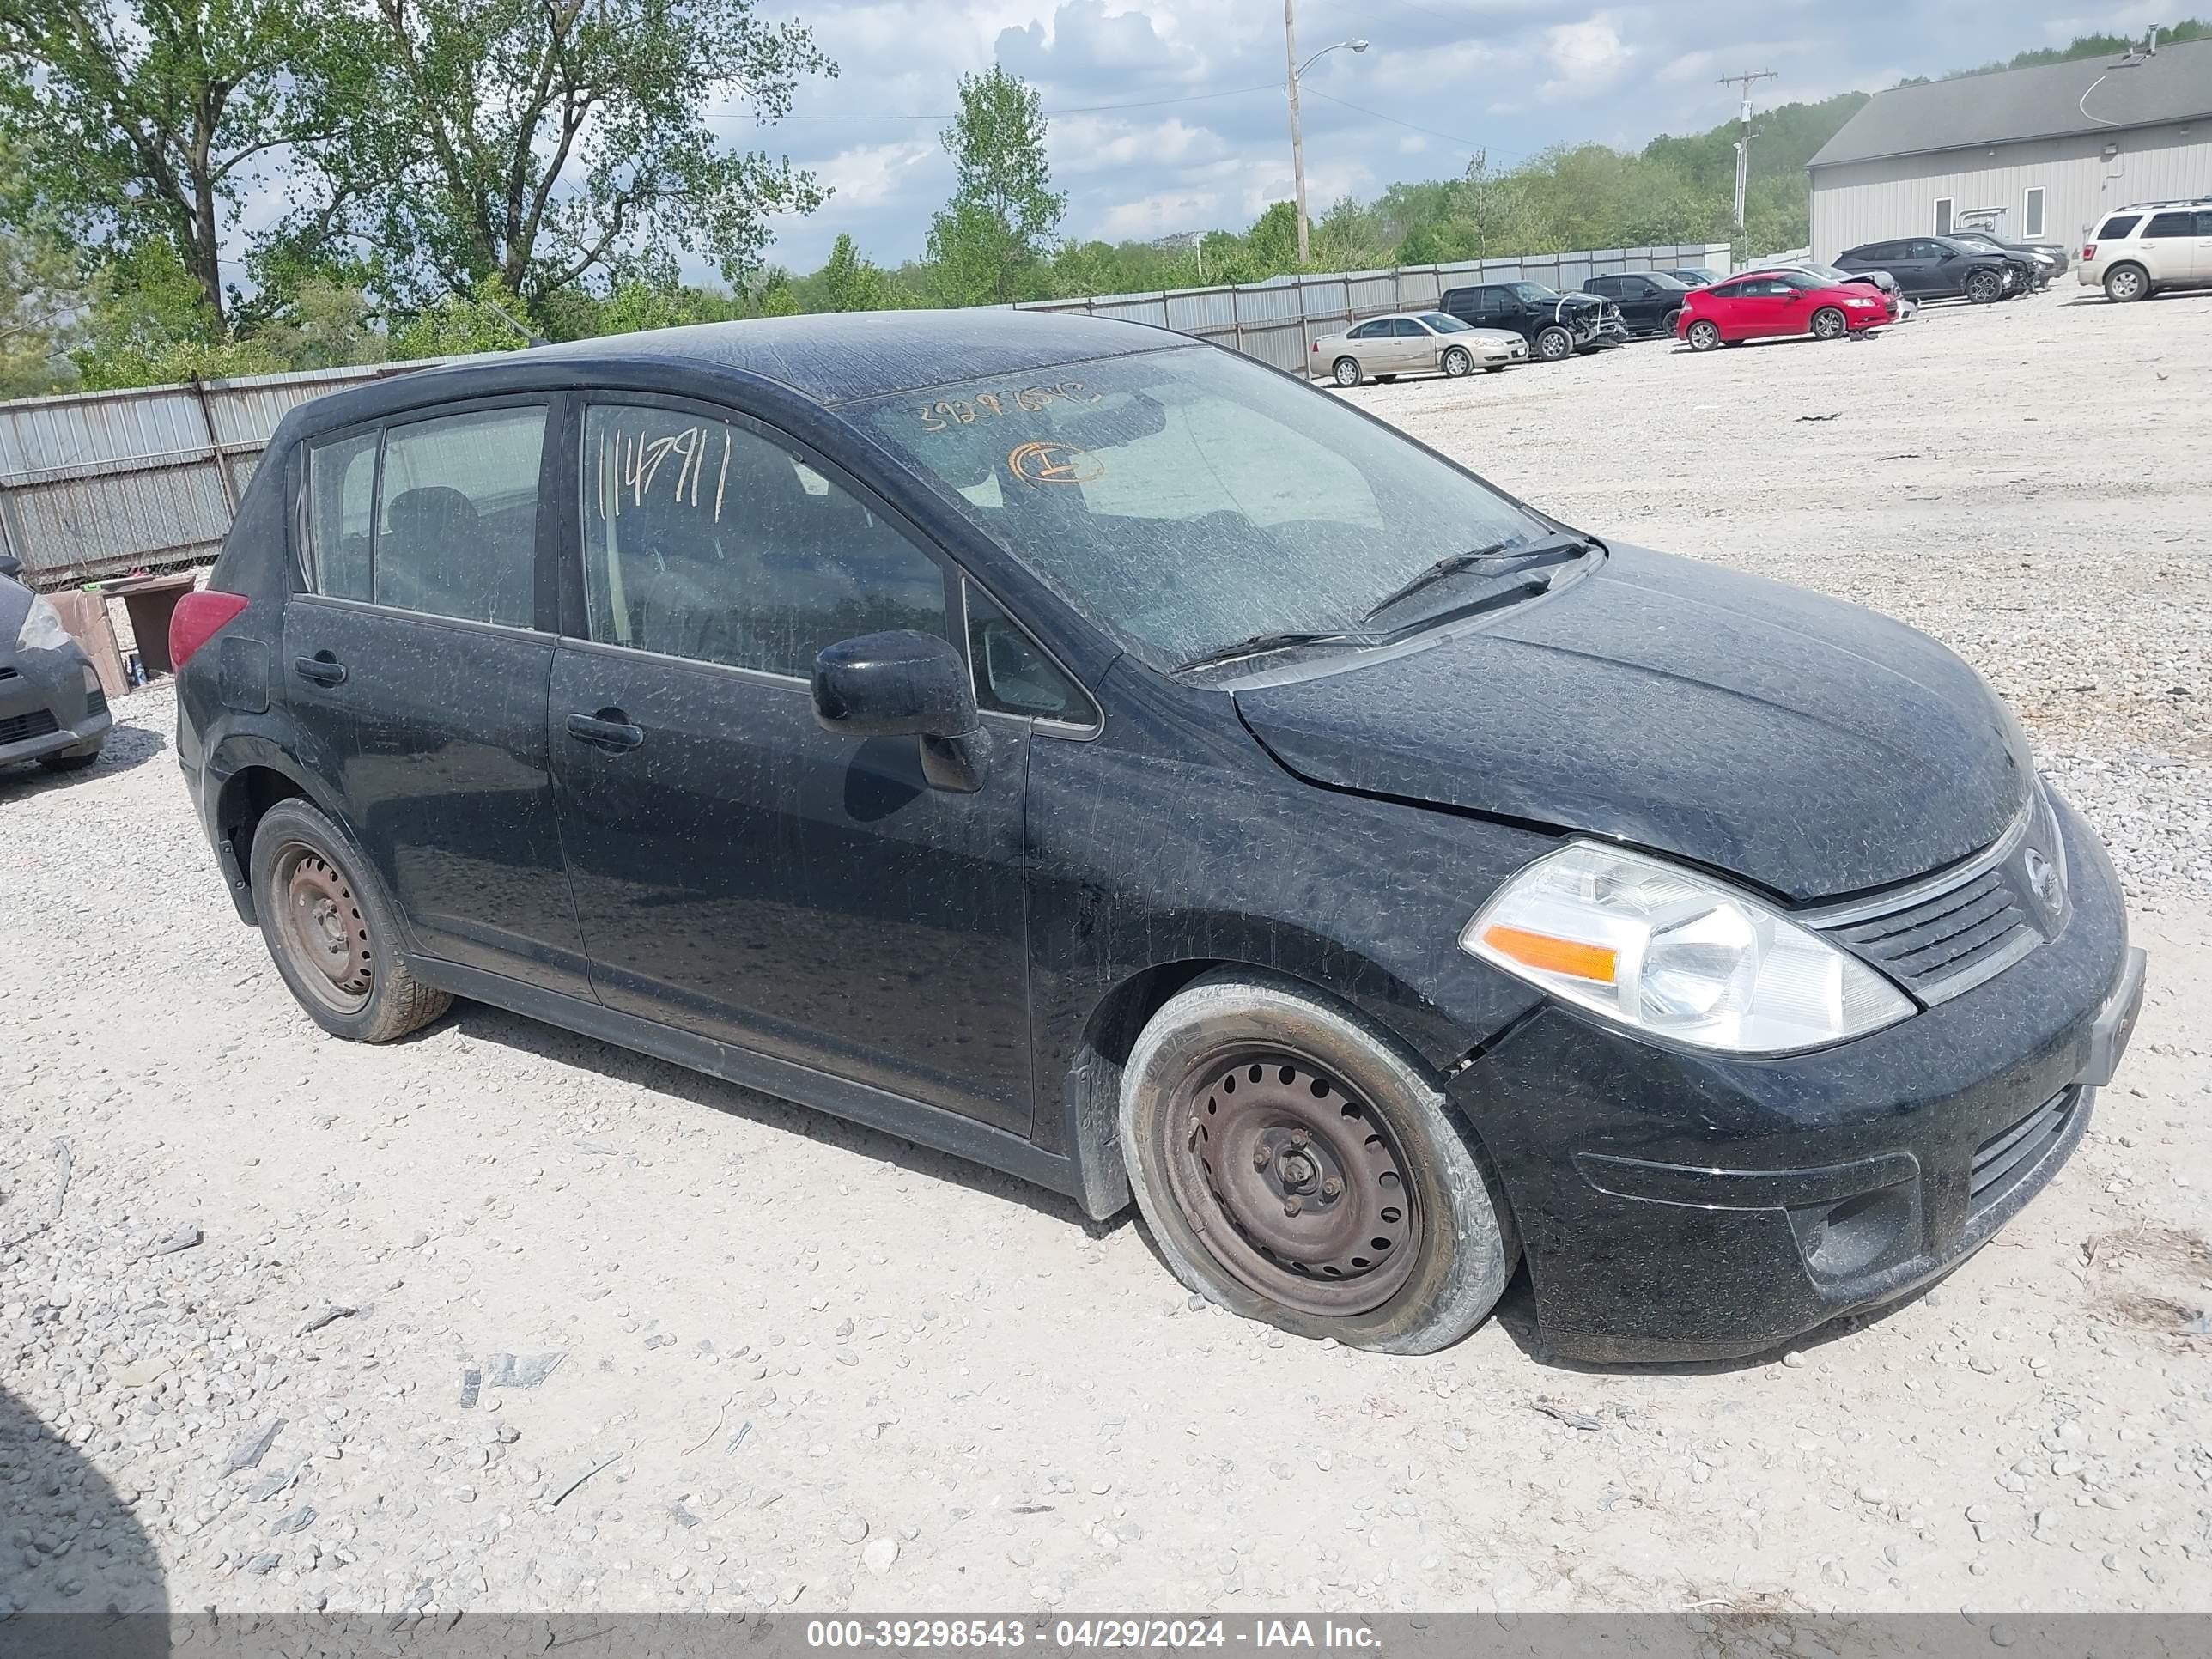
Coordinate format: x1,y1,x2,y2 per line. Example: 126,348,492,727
1008,441,1103,486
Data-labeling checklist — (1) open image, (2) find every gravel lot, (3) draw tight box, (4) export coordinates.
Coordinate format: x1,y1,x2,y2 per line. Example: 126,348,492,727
4,285,2209,1624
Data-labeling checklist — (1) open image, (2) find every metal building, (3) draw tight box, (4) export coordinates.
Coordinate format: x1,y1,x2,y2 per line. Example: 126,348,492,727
1807,37,2212,258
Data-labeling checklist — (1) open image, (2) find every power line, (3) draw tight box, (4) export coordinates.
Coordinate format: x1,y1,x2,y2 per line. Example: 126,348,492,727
734,82,1281,124
1299,84,1520,161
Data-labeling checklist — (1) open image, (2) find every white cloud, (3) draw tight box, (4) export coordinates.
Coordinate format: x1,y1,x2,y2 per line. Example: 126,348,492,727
1540,14,1635,101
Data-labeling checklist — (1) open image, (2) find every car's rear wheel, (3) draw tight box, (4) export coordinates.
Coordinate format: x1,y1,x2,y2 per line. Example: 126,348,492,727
1441,346,1473,378
1119,969,1517,1354
1686,319,1723,351
252,799,452,1042
1966,270,2003,304
1811,306,1847,340
1534,325,1572,362
1332,356,1362,387
2104,264,2148,302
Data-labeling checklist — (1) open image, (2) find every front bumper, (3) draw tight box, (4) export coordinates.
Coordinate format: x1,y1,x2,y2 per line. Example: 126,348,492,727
0,647,112,766
1452,793,2139,1363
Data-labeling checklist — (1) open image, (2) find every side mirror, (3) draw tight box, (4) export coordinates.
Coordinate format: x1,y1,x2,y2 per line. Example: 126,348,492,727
812,629,990,793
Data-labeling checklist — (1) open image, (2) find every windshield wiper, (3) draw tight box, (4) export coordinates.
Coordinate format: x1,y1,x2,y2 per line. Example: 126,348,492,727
1171,629,1379,675
1362,533,1595,623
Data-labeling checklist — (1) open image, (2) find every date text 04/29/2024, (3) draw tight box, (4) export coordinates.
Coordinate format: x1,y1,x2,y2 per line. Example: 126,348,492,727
804,1620,1383,1650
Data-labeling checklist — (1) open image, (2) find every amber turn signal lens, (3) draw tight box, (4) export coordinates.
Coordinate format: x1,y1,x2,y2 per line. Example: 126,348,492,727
1480,924,1618,984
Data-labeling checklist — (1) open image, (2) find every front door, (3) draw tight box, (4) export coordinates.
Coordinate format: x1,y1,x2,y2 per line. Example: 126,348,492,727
284,400,592,997
548,395,1035,1133
1385,317,1429,372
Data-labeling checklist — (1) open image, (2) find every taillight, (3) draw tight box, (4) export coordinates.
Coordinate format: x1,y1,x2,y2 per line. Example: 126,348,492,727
2081,244,2095,260
169,590,250,669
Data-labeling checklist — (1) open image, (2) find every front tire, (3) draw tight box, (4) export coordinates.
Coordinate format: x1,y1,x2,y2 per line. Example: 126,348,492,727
1440,346,1472,378
37,745,102,773
1686,319,1723,351
1331,356,1362,387
1810,306,1847,340
251,798,453,1042
1119,969,1517,1354
2104,264,2148,302
1966,269,2002,304
1661,307,1682,337
1534,325,1572,362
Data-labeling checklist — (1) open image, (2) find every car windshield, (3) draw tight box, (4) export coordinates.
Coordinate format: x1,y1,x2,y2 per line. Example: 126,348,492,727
1507,283,1559,303
1420,312,1472,332
849,346,1553,672
1644,273,1692,292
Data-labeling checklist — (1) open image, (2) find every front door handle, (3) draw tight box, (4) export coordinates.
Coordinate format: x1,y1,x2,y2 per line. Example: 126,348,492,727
566,711,645,752
294,652,346,686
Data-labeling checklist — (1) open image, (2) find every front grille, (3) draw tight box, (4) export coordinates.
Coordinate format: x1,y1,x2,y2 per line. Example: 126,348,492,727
1829,865,2037,995
0,708,60,745
1972,1088,2078,1208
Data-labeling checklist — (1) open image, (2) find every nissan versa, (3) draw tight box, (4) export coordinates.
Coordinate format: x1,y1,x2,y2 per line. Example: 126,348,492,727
171,313,2145,1362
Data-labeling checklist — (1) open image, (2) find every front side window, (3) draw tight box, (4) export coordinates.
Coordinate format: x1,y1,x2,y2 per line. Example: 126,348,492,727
1389,318,1424,337
372,406,545,628
849,346,1551,672
581,403,948,678
2144,211,2196,239
304,430,378,600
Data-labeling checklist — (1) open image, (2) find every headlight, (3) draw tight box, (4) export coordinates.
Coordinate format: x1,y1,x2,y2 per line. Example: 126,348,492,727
1844,296,1877,307
1462,843,1913,1054
15,592,71,653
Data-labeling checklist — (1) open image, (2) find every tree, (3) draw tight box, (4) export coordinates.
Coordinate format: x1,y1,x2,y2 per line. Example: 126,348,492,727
924,64,1064,307
817,232,891,312
385,275,536,359
291,0,836,310
0,137,89,395
0,0,336,331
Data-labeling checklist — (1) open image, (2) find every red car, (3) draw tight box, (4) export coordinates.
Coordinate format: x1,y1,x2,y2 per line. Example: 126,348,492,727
1676,269,1888,350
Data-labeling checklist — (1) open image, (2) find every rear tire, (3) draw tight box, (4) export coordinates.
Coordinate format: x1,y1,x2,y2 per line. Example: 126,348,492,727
1811,306,1847,340
1119,969,1517,1354
1332,356,1362,387
251,798,452,1042
2103,264,2148,303
1534,325,1572,362
1966,269,2002,304
1441,346,1472,378
1686,319,1723,352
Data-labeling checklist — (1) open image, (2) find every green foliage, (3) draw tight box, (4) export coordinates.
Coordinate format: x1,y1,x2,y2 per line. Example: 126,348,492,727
1903,17,2203,83
816,234,895,312
0,137,88,397
925,65,1066,306
385,277,538,361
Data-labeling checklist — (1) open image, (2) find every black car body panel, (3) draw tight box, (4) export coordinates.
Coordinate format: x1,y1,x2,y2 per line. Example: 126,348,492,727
175,312,2136,1363
1837,237,2030,300
1232,544,2031,903
0,571,112,769
1581,273,1694,337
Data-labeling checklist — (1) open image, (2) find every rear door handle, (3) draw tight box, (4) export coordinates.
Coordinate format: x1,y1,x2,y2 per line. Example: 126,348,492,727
566,711,645,752
294,653,346,686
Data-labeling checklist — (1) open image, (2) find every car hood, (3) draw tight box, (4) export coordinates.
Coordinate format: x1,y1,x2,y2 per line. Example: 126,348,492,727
1232,544,2033,905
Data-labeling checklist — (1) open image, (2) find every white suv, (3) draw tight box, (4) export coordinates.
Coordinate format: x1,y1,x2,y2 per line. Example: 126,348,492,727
2078,200,2212,301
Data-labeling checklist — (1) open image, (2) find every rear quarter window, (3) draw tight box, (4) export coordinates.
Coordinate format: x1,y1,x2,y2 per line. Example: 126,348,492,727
2094,216,2142,240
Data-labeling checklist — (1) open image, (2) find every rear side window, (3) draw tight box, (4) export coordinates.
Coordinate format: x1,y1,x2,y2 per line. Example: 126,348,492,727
373,407,546,628
305,431,378,600
1705,280,1745,300
2144,212,2196,238
581,403,948,679
2096,215,2142,240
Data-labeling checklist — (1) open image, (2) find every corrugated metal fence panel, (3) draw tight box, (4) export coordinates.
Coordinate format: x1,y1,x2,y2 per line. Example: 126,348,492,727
0,386,209,480
12,459,232,569
1164,289,1240,332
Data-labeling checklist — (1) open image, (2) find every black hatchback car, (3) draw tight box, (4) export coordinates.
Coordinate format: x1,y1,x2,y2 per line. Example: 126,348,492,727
173,313,2144,1362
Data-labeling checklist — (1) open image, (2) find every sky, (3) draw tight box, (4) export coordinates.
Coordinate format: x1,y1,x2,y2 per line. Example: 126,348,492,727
728,0,2175,272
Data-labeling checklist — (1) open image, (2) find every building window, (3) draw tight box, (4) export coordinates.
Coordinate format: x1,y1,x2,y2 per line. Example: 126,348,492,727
1934,198,1954,234
2023,188,2045,239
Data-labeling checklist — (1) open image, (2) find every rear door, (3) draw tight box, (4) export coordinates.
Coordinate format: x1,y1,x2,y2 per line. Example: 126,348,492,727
286,398,592,996
547,394,1036,1134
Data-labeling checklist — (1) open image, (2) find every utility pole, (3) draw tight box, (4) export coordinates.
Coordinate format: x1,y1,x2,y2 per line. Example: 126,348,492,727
1717,70,1777,258
1284,0,1310,264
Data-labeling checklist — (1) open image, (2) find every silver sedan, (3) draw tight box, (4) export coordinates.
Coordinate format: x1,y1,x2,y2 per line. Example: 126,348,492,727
1312,312,1528,387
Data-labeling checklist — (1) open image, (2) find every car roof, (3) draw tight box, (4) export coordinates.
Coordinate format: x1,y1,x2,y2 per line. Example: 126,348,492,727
291,309,1186,437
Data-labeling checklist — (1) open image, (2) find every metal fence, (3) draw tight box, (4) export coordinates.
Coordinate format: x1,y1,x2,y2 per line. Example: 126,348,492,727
0,241,1732,586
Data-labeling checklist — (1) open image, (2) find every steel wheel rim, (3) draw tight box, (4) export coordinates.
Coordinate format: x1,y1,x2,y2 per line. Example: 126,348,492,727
1539,331,1569,359
1158,1048,1422,1317
270,842,373,1014
1443,349,1469,377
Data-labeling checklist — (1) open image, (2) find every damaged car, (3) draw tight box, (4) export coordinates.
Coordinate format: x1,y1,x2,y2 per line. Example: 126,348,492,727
170,312,2144,1362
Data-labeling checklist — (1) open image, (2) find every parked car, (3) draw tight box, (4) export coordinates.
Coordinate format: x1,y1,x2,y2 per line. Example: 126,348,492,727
171,312,2144,1362
1580,272,1697,338
1310,311,1528,387
1,556,112,775
2077,200,2212,301
1677,269,1890,349
1662,267,1721,288
1437,282,1627,362
1947,229,2065,287
1835,236,2029,304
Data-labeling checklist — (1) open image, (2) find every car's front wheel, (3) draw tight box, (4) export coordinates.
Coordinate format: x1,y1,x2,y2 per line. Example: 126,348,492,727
1119,969,1517,1354
1686,319,1723,351
1661,307,1683,337
1966,270,2003,304
1331,356,1362,387
1810,305,1847,340
1440,346,1473,378
2103,264,2148,302
1534,325,1572,362
251,798,453,1042
37,744,102,773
